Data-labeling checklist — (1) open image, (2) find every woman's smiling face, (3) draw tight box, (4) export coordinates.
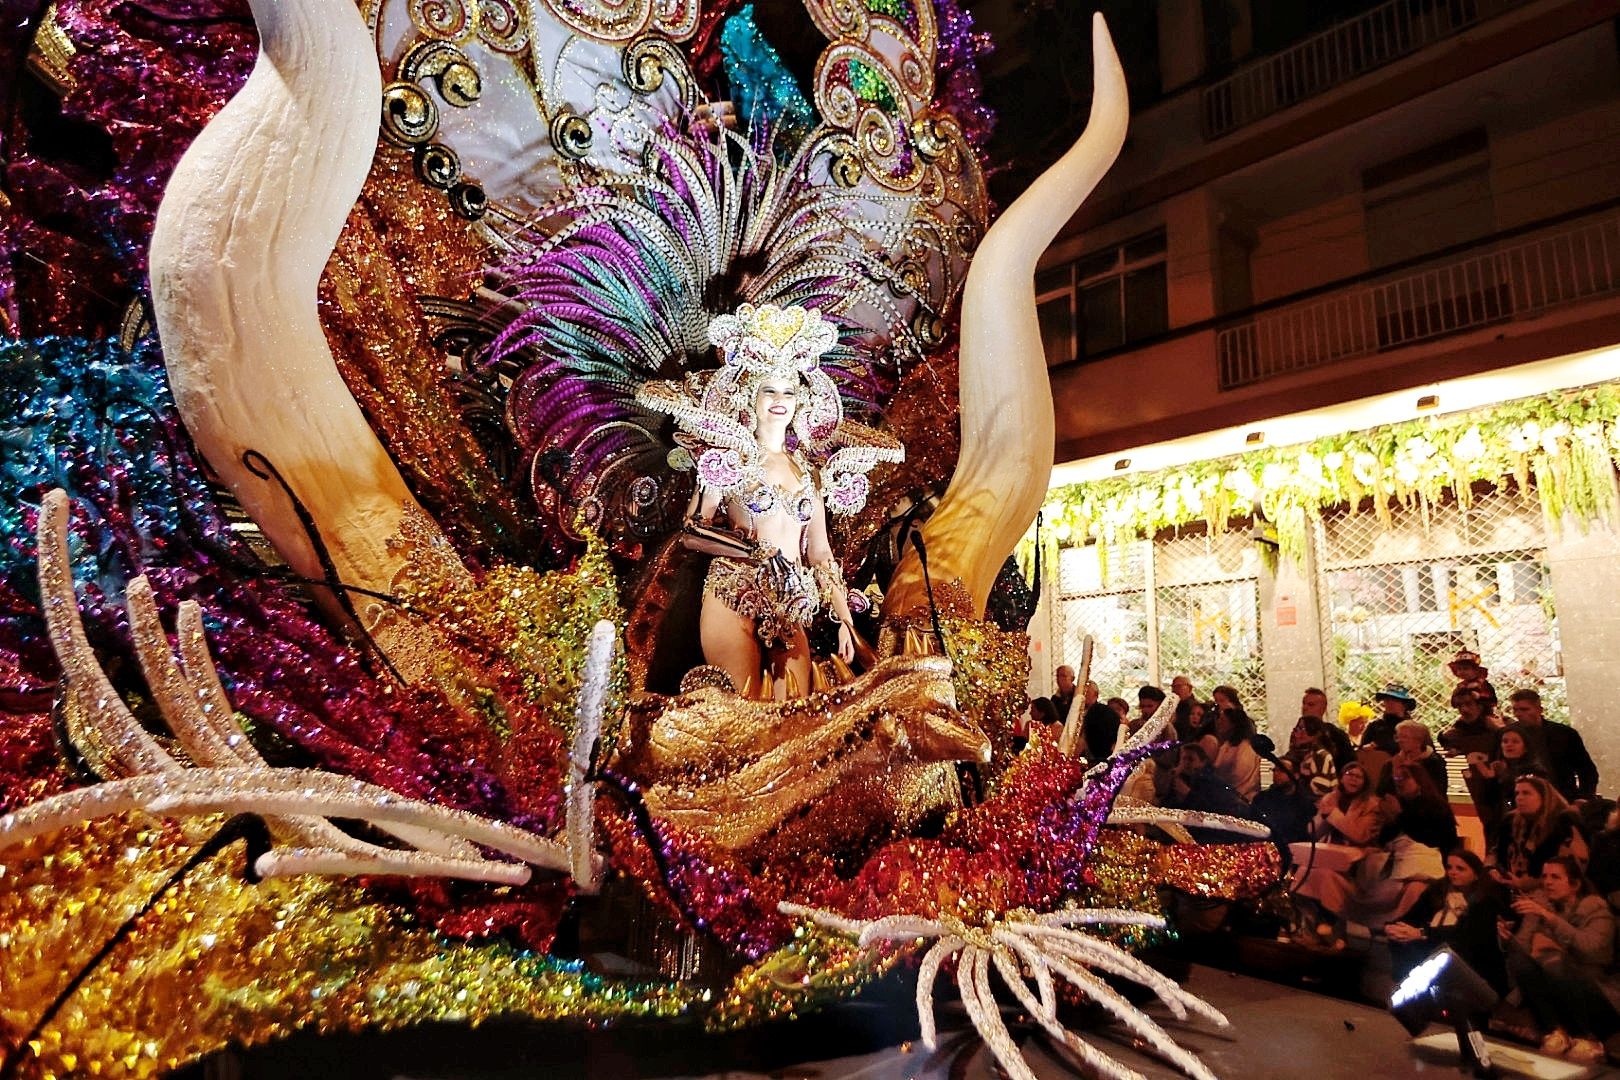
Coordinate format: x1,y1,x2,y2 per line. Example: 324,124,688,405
754,378,797,428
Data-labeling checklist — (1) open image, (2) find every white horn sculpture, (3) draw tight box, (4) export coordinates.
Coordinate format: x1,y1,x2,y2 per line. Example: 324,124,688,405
148,0,467,678
884,13,1128,619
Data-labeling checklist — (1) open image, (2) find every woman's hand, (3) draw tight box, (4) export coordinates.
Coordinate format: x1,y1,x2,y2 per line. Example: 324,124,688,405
1497,917,1515,943
1384,922,1422,943
837,621,855,663
1512,897,1551,921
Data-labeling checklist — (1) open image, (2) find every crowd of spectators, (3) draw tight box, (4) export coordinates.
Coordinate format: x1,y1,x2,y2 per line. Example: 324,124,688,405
1022,653,1615,1064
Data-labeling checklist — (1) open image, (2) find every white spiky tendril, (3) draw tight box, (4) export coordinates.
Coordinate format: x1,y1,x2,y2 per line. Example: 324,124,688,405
2,488,604,888
780,902,1231,1080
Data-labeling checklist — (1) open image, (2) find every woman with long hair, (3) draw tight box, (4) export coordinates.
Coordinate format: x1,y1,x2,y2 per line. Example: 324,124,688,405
1493,775,1589,892
1466,723,1549,844
1314,762,1384,845
1198,703,1260,801
1291,763,1388,944
1284,714,1340,797
1500,855,1616,1064
1385,848,1508,994
638,304,901,698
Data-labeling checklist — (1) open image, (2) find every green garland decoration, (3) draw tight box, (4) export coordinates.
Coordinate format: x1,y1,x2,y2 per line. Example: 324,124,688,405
1034,383,1620,570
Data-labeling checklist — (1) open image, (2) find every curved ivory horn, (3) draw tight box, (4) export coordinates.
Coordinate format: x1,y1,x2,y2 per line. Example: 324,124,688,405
149,0,467,675
884,14,1128,620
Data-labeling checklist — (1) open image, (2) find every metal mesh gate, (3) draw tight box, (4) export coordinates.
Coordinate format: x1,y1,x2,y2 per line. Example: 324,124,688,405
1056,530,1264,720
1156,531,1265,721
1316,485,1564,722
1057,541,1150,697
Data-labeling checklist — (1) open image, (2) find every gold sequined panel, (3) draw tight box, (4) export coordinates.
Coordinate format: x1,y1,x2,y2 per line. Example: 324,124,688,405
0,815,699,1079
610,654,983,857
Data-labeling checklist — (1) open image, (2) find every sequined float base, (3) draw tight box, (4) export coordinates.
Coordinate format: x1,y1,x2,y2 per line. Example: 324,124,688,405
0,814,699,1080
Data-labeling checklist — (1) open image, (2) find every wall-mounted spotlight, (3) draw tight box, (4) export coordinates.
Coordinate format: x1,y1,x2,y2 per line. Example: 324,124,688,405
1245,431,1265,446
1113,458,1132,471
1416,394,1439,411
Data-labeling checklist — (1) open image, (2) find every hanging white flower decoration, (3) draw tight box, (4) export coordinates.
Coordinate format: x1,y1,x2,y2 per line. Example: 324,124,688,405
1224,468,1258,501
1451,425,1485,463
1541,420,1571,457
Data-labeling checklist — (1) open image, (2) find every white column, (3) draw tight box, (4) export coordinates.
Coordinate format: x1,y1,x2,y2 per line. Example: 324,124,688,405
1544,508,1620,789
1259,536,1328,741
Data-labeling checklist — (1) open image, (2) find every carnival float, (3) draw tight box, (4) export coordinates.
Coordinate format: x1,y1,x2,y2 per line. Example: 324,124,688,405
0,0,1282,1076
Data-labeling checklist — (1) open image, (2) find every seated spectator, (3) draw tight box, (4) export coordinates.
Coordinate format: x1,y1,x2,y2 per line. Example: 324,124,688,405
1438,686,1501,757
1381,764,1459,854
1252,757,1320,850
1586,802,1620,910
1312,762,1384,846
1170,674,1196,702
1361,684,1416,753
1385,849,1509,995
1492,775,1589,892
1172,695,1205,743
1326,766,1456,930
1018,696,1059,752
1500,856,1617,1064
1211,684,1243,716
1464,723,1548,846
1376,719,1447,797
1508,689,1599,804
1105,696,1130,721
1291,764,1386,942
1199,704,1261,802
1078,701,1121,763
1283,714,1340,797
1163,741,1252,823
1133,685,1167,733
1082,679,1100,709
1301,686,1354,767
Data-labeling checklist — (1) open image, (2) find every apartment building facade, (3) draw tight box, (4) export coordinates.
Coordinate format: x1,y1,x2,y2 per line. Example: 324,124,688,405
1032,0,1620,779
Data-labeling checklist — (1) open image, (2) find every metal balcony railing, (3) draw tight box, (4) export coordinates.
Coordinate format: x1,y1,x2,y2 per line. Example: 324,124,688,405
1201,0,1523,140
1217,212,1620,390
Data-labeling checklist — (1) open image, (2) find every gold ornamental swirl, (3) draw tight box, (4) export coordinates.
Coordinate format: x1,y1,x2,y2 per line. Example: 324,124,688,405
381,81,439,146
475,0,529,54
622,34,698,110
400,39,482,108
408,0,476,42
535,0,699,44
550,111,593,159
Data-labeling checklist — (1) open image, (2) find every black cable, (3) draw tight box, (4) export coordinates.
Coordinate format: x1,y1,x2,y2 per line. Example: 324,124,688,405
909,530,949,661
240,450,406,686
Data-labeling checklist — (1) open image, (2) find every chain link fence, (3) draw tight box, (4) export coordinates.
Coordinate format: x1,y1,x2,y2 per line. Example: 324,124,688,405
1052,482,1564,734
1056,530,1265,721
1057,541,1150,698
1156,531,1266,721
1316,485,1565,728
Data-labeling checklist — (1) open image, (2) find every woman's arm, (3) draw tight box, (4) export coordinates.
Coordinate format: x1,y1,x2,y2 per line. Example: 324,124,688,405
687,483,722,526
1544,898,1615,966
805,489,855,662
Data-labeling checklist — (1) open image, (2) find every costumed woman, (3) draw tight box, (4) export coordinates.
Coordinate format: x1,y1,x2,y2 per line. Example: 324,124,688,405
638,303,901,698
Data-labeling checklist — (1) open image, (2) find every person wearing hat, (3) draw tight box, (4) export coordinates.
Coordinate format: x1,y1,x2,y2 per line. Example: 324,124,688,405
1448,648,1499,717
1361,684,1414,754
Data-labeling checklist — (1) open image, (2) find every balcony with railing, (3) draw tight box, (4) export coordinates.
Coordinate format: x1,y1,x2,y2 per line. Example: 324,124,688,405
1201,0,1526,140
1216,209,1620,390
